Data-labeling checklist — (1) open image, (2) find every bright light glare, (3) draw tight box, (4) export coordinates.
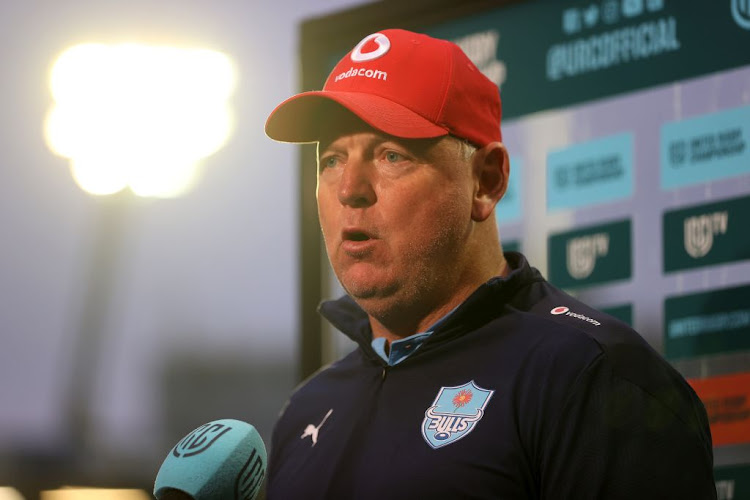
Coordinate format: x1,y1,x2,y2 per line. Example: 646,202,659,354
44,43,237,198
0,487,25,500
41,489,150,500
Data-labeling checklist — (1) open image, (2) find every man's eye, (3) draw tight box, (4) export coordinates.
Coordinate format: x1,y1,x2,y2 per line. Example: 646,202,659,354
321,156,339,170
385,151,404,163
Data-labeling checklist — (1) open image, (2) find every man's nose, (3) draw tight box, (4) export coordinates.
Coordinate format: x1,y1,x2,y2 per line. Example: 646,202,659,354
337,159,376,207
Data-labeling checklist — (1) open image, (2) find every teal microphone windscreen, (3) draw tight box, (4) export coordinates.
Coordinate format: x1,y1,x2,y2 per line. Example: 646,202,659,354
153,419,267,500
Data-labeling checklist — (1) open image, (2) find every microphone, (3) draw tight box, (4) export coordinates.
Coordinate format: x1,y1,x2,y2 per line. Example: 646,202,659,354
153,419,267,500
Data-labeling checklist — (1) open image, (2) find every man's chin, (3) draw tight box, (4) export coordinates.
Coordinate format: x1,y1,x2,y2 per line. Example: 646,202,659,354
342,281,384,301
338,265,386,295
341,274,399,302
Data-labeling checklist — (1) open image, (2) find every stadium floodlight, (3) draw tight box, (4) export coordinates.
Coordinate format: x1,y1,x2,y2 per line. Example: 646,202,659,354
44,43,237,198
0,487,25,500
41,489,150,500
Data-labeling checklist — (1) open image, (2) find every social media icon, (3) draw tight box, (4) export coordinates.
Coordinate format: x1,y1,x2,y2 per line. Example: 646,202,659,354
583,4,600,27
563,8,582,34
622,0,644,18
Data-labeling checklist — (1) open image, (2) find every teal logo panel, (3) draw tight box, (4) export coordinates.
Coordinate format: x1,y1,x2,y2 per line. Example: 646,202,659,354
548,219,632,289
547,133,633,211
660,105,750,189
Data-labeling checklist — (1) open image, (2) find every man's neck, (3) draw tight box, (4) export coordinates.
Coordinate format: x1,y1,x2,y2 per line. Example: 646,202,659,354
368,256,509,344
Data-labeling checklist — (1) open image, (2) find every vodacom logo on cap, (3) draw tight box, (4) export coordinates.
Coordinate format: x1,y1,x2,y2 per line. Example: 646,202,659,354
351,33,391,62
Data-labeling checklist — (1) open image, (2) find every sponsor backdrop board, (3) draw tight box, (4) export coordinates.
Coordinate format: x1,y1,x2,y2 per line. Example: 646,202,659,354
302,0,750,476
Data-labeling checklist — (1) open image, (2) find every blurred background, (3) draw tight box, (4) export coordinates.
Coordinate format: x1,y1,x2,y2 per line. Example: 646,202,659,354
0,0,371,497
2,0,750,498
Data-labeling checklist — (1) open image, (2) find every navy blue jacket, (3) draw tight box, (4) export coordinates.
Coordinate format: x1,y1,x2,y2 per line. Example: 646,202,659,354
267,253,715,499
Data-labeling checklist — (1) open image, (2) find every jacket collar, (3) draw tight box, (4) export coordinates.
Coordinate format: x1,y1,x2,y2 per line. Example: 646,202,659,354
318,252,542,352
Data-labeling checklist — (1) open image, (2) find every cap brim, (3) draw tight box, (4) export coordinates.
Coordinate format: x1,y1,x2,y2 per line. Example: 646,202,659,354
264,91,449,143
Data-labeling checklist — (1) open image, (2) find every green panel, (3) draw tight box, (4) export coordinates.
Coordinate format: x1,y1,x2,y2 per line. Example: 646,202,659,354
599,303,633,327
663,195,750,272
664,284,750,360
714,463,750,500
548,219,632,289
425,1,750,120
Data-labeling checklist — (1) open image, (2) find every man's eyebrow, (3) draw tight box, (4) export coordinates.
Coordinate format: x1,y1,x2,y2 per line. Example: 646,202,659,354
317,134,355,154
318,133,385,154
317,133,443,159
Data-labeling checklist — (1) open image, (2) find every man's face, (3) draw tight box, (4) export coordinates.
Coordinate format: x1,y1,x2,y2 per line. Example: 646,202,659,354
316,119,477,325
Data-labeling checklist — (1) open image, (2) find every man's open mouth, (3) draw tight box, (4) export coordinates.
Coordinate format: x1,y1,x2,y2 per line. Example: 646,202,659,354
344,231,371,242
342,229,372,241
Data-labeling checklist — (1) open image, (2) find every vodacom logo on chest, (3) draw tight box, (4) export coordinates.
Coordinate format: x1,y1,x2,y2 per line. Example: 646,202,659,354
334,33,391,83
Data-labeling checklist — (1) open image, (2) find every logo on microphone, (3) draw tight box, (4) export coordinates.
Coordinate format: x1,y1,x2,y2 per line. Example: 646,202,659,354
421,381,494,449
172,421,233,458
235,447,265,500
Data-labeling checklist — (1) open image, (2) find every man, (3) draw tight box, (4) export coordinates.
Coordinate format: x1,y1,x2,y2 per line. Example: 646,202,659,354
264,29,715,499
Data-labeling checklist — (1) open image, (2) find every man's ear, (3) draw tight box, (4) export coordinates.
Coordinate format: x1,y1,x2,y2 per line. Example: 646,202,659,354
471,141,510,222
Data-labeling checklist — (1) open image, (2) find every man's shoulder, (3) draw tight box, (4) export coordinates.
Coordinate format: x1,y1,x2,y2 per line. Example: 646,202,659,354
507,277,648,353
501,277,689,393
486,253,649,358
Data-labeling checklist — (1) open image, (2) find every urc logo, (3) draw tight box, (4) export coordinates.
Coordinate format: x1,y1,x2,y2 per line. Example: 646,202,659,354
172,422,233,458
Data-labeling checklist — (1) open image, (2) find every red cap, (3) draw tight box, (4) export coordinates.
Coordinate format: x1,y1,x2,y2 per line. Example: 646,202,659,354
265,29,502,146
